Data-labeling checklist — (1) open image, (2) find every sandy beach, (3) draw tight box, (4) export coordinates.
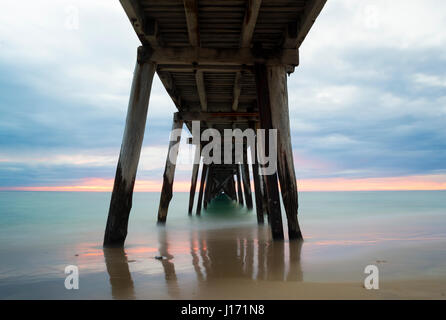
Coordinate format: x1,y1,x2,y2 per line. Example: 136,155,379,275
1,191,446,300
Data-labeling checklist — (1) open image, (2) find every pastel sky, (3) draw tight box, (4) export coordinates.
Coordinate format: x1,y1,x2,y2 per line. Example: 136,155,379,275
1,0,446,192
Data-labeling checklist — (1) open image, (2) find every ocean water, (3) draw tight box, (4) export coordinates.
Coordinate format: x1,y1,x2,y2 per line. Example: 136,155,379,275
0,191,445,299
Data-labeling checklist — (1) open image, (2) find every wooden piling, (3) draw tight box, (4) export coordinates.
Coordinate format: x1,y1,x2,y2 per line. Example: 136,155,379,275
157,113,183,223
251,157,264,224
236,164,244,205
196,164,208,215
268,65,302,240
254,63,284,240
188,145,201,214
241,162,253,210
104,46,155,247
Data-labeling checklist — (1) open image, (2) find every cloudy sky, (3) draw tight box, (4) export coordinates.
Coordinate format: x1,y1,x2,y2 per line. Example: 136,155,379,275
1,0,445,191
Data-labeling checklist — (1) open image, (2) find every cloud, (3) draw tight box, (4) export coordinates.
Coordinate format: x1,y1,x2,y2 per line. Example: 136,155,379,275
0,0,446,190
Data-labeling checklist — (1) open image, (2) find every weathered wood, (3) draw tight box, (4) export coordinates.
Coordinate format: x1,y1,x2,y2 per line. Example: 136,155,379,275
251,141,264,224
241,161,253,210
195,70,207,111
196,164,208,215
150,47,299,66
268,65,302,239
226,176,237,201
183,0,200,47
120,0,162,47
236,164,244,206
240,0,262,48
157,114,184,223
158,65,253,73
188,147,201,214
104,46,155,247
293,0,327,49
203,166,214,210
177,111,259,123
232,71,242,111
254,63,284,240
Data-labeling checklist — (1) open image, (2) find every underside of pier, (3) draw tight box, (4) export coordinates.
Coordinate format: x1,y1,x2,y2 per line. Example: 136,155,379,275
104,0,326,247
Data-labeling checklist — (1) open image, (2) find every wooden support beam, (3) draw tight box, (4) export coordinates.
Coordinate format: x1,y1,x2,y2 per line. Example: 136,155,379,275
241,155,253,210
183,0,200,47
268,65,302,240
240,0,262,48
150,47,299,66
251,130,265,224
232,71,242,111
120,0,162,48
157,114,184,223
203,166,214,210
226,176,237,201
196,164,208,215
188,147,201,214
254,63,284,240
285,0,327,49
177,111,259,123
252,160,264,224
157,65,253,73
236,165,244,206
104,46,156,247
195,70,207,111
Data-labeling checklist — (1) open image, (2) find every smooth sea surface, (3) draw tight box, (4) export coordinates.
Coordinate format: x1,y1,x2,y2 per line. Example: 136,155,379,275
0,191,446,299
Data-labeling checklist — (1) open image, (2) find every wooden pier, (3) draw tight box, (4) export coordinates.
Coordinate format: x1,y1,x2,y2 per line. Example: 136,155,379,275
104,0,326,247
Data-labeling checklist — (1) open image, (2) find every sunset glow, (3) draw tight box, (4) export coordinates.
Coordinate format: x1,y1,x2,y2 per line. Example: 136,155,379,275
2,174,445,192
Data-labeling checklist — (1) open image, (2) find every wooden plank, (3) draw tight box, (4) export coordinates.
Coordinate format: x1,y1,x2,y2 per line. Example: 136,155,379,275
268,64,302,239
157,113,184,223
232,71,242,111
195,70,207,111
240,0,262,48
150,47,299,66
183,0,200,47
104,46,156,247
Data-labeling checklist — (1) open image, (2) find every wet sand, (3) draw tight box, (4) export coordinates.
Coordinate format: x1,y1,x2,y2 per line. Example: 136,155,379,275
1,192,446,299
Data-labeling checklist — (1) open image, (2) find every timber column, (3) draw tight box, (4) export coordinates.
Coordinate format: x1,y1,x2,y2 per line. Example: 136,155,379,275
254,63,284,240
157,113,184,223
104,46,155,247
268,65,302,240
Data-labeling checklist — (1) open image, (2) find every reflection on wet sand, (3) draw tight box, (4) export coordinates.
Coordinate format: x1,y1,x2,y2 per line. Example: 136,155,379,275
157,229,180,298
103,247,135,299
188,226,303,282
104,224,303,299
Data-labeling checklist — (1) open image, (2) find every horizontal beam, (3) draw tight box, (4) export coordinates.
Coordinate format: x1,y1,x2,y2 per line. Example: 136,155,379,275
150,47,299,66
177,111,259,123
157,65,253,73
